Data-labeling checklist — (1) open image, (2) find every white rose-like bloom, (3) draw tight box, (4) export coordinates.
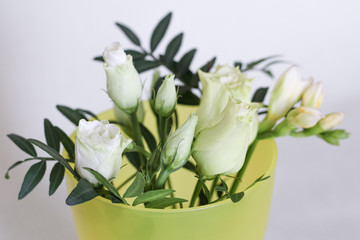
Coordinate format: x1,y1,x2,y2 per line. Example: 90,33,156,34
195,65,253,135
75,119,132,186
319,112,344,130
161,113,198,172
192,100,259,179
103,42,143,114
302,82,325,108
286,107,324,129
155,74,177,117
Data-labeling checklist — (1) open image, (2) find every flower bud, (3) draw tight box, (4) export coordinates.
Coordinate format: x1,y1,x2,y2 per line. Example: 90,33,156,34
155,74,177,117
302,82,325,108
192,100,259,179
196,65,253,134
113,102,145,138
286,107,323,129
319,112,344,130
103,42,143,114
75,119,132,186
161,113,198,172
267,66,312,121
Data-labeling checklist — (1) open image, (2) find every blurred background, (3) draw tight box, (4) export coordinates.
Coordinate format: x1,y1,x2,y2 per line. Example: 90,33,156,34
0,0,359,239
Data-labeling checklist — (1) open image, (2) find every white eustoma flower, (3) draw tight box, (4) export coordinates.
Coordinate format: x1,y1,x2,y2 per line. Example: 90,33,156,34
192,100,259,179
302,82,325,108
103,42,143,114
155,74,177,117
286,107,324,128
75,119,132,186
195,65,253,134
161,113,198,172
319,112,344,130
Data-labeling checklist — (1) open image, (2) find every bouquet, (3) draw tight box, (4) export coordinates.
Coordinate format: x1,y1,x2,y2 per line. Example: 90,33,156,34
6,12,349,209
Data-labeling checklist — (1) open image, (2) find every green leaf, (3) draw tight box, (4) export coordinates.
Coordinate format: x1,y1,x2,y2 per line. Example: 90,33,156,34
28,139,76,177
164,33,183,64
200,57,216,72
261,69,273,78
115,23,141,46
146,197,188,209
93,56,104,62
125,152,141,171
230,192,245,203
56,105,87,126
49,162,65,196
66,179,99,206
183,161,196,172
216,178,228,193
140,123,157,152
123,172,145,198
7,134,37,157
18,161,46,199
177,87,200,105
198,179,211,202
134,60,160,73
124,49,146,61
55,127,75,160
252,87,269,103
83,168,122,200
133,189,175,206
44,119,60,152
178,49,196,76
75,108,99,120
245,55,281,70
5,161,24,179
150,12,172,52
234,61,243,70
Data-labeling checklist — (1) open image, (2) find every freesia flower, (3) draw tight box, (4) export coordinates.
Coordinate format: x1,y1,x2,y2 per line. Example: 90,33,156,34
302,82,325,108
319,112,344,130
286,107,324,128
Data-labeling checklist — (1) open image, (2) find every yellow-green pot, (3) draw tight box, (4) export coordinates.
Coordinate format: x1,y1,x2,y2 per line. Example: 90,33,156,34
65,103,277,240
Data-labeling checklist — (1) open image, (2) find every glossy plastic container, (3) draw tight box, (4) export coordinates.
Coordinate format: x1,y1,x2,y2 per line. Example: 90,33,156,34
65,103,277,240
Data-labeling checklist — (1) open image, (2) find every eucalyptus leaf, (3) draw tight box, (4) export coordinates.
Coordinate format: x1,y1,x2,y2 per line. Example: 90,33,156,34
18,161,46,199
115,23,141,46
252,87,269,103
178,49,196,76
66,179,99,206
164,33,183,64
123,172,145,198
49,162,65,196
44,119,60,152
55,127,75,160
7,134,37,157
56,105,87,126
230,192,245,203
150,12,172,52
133,189,175,206
146,197,188,209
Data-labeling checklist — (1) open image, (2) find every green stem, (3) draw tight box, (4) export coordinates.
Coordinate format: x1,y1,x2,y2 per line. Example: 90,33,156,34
130,112,146,168
155,168,170,189
126,145,151,158
159,116,169,145
258,117,276,134
189,178,203,208
229,140,258,195
116,172,137,190
209,176,219,200
166,177,178,209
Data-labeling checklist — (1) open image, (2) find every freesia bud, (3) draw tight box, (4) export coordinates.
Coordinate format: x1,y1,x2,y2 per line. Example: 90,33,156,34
319,112,344,130
196,65,253,134
192,100,259,179
75,119,132,186
161,113,198,172
155,74,177,117
113,102,145,138
286,107,323,129
103,42,143,114
302,82,325,108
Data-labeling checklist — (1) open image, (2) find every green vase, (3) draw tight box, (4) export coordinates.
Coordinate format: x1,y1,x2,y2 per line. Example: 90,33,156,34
65,102,277,240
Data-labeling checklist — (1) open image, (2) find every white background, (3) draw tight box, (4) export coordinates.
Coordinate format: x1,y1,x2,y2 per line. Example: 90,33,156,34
1,0,359,239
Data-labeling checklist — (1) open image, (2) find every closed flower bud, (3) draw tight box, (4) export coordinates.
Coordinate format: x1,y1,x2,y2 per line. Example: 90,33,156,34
192,100,259,179
302,82,325,108
155,74,177,117
113,102,145,138
286,107,323,129
103,42,143,114
161,113,198,172
75,119,132,186
196,65,253,134
319,112,344,130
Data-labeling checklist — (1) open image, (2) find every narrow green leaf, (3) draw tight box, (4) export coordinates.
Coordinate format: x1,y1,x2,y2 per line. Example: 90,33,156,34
7,134,37,157
133,189,175,206
55,127,75,160
230,192,245,203
198,179,211,202
234,61,243,70
124,49,146,61
66,179,99,206
49,162,65,196
83,168,122,200
200,57,216,72
18,161,46,199
5,160,24,179
164,33,183,64
75,108,98,120
28,139,76,177
140,123,157,152
252,87,269,103
177,87,200,105
261,69,273,78
134,60,160,73
56,105,87,126
178,49,196,76
146,197,188,209
93,56,104,62
183,161,196,172
245,55,281,70
216,178,228,193
262,60,288,69
123,172,145,198
150,12,172,52
115,23,141,46
44,119,60,152
125,152,141,171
